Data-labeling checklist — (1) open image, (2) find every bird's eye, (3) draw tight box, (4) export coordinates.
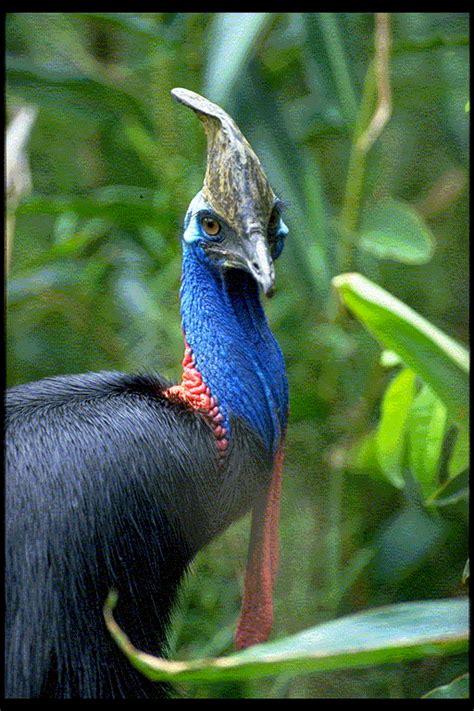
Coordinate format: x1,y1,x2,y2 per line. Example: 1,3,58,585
268,209,280,233
201,216,221,236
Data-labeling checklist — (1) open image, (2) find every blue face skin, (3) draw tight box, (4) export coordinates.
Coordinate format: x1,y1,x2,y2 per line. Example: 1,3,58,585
179,191,289,453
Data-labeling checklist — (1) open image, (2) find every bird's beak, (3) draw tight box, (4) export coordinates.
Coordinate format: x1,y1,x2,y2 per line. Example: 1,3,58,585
210,229,275,297
243,232,275,298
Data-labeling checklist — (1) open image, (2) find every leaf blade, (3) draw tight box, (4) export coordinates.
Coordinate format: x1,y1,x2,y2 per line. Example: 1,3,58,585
332,273,469,425
105,596,469,683
408,384,447,498
204,13,273,107
448,422,470,479
359,199,435,264
376,368,416,488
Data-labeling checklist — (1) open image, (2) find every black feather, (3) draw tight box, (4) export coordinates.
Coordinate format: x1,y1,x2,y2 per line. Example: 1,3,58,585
5,371,272,698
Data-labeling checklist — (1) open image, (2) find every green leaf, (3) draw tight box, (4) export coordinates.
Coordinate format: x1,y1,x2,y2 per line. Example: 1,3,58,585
422,672,469,699
317,13,358,125
427,468,469,507
204,13,273,107
332,273,469,426
104,595,468,683
372,505,446,585
359,199,435,264
448,423,470,479
408,384,447,499
376,368,416,488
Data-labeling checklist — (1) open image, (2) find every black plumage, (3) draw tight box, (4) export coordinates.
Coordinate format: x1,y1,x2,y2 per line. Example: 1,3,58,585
6,371,272,698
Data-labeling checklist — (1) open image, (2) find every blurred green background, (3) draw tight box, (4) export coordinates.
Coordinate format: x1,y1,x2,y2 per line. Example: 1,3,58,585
6,13,469,698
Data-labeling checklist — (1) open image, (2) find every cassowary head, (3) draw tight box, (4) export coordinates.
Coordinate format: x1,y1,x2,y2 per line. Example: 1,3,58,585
172,88,288,297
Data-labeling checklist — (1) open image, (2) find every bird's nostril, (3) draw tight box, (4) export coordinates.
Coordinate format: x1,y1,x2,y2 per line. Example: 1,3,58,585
252,262,261,272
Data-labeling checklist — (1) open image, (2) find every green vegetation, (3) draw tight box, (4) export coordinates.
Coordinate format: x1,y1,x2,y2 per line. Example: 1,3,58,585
6,13,469,699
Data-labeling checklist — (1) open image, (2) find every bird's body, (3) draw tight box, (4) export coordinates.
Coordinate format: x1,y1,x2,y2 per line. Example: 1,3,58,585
6,372,272,697
5,88,288,699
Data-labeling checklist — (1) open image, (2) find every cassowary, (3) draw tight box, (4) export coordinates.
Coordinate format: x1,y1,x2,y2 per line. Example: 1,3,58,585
5,88,289,699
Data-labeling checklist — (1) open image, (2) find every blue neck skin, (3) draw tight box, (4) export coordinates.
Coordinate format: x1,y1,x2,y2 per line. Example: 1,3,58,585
179,194,288,455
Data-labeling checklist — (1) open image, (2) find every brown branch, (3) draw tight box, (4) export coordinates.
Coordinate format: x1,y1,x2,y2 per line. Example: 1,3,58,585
358,13,392,153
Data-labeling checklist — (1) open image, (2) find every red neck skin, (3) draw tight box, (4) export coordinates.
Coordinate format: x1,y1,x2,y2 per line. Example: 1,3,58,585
163,340,229,457
235,439,285,650
164,341,284,649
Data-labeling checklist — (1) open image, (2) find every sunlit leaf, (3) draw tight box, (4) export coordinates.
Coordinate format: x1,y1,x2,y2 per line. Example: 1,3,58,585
376,368,415,488
332,273,469,426
407,383,447,499
448,423,469,479
347,429,380,476
105,594,468,683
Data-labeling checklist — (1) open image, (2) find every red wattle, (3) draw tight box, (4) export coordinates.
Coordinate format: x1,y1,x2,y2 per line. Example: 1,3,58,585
235,439,285,650
162,340,229,458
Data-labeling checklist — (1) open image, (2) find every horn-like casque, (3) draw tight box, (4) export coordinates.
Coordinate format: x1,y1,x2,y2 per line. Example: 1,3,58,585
171,88,276,240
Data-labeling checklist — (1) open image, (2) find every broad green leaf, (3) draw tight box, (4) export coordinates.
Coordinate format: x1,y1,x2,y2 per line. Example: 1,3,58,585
204,13,273,107
359,199,434,264
376,368,416,488
105,594,468,683
332,273,469,425
422,672,469,699
448,423,470,478
408,384,447,499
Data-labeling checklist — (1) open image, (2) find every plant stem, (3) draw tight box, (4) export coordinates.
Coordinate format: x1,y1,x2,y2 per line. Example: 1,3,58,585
338,60,377,270
339,13,392,271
